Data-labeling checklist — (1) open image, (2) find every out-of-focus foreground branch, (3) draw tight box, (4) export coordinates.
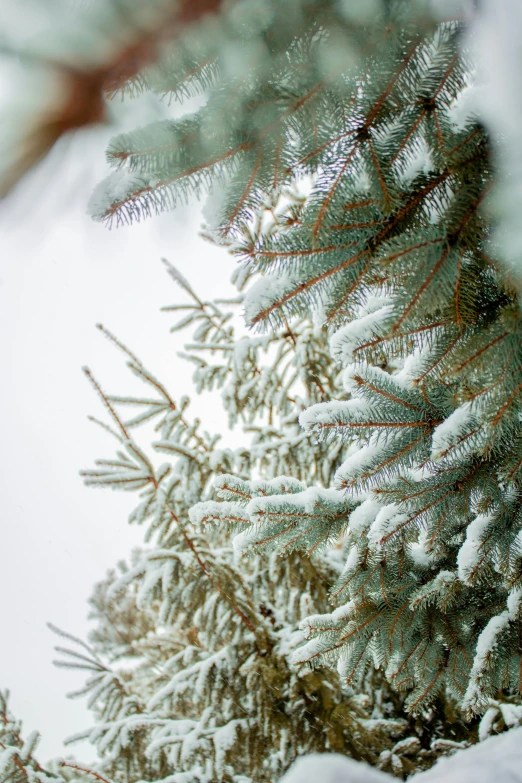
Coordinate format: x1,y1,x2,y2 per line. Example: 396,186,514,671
0,0,228,198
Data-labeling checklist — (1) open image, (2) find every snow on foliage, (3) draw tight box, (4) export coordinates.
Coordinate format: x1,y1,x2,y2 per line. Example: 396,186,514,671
367,504,408,547
409,528,435,568
430,402,476,462
79,0,522,767
334,436,388,489
348,498,383,534
88,168,153,222
243,274,303,326
299,399,374,434
329,298,393,365
463,588,522,713
457,512,495,582
7,0,522,779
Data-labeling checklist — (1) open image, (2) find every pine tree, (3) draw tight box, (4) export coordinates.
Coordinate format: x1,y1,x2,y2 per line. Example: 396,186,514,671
0,692,94,783
83,0,522,739
3,1,522,781
61,258,402,782
50,244,478,782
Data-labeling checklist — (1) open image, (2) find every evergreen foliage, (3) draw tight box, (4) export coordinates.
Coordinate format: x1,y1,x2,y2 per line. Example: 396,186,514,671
86,0,522,736
29,250,476,783
0,692,92,783
3,0,522,781
64,267,419,782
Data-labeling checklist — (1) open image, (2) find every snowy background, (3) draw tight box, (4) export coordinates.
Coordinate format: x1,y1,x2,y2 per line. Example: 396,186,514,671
0,123,236,760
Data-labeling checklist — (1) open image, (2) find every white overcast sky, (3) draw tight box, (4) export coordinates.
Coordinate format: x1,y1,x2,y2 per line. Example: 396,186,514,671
0,120,236,762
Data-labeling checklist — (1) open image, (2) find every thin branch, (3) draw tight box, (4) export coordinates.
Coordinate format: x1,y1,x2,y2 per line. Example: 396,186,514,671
83,368,130,440
96,324,143,367
59,762,115,783
164,502,258,635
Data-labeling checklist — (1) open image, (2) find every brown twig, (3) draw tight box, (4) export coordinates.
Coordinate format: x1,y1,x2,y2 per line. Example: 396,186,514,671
60,761,115,783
